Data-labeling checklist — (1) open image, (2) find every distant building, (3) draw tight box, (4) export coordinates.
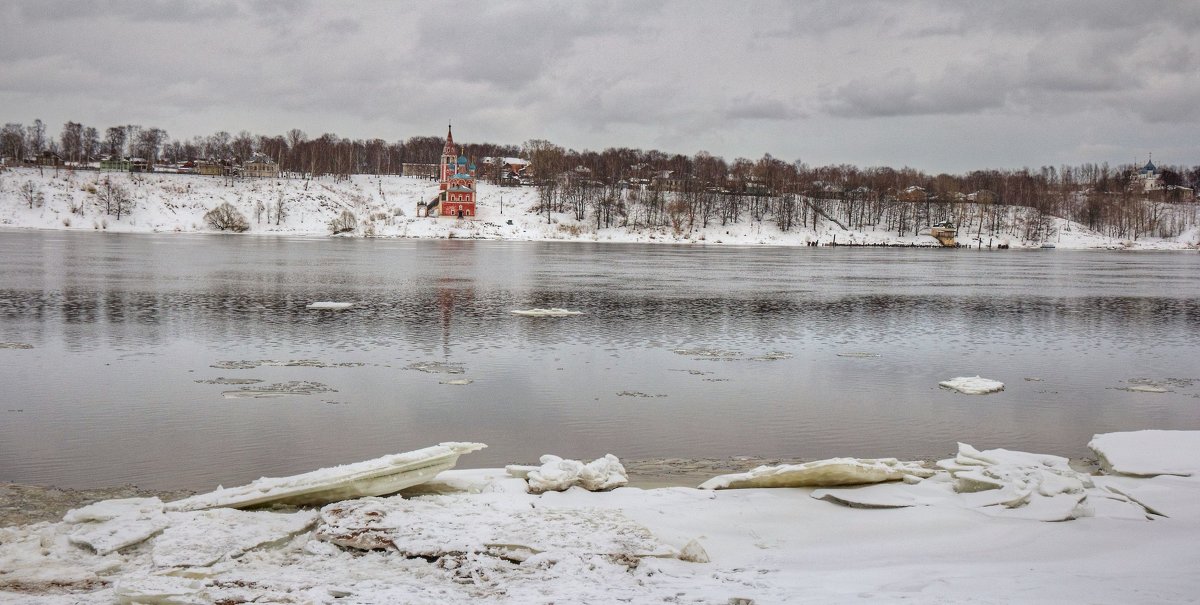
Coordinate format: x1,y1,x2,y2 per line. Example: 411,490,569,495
244,153,279,178
100,157,132,172
197,160,225,176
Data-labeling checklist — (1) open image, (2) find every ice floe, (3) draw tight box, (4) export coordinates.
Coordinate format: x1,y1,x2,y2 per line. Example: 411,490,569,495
210,359,364,369
508,307,583,316
510,308,584,317
221,380,336,398
167,442,486,510
405,360,466,374
439,378,473,385
0,342,33,349
699,458,935,490
306,301,354,310
507,454,630,494
938,375,1005,394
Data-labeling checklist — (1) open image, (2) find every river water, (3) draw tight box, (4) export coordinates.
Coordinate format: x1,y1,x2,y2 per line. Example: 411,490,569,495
1,231,1198,490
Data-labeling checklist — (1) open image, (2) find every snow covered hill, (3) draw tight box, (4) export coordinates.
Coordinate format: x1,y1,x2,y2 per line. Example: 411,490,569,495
1,167,1196,249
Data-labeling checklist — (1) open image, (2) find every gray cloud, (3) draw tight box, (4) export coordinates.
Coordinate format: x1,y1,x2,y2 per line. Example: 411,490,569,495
1,0,1198,172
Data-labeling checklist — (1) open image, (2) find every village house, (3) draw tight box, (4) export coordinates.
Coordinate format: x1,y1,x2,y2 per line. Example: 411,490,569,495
243,153,280,178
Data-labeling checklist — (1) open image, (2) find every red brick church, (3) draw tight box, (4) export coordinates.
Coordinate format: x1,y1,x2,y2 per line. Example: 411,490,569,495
418,124,477,218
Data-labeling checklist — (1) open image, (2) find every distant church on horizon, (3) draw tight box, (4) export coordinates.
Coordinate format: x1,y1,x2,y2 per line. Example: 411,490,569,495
417,124,477,219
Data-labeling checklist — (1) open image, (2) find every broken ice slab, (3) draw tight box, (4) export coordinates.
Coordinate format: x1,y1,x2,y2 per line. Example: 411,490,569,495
510,308,583,317
68,509,170,555
1089,430,1200,477
509,454,629,494
316,494,673,563
811,480,953,509
699,458,935,490
152,509,317,567
166,442,486,511
938,376,1005,394
306,301,354,310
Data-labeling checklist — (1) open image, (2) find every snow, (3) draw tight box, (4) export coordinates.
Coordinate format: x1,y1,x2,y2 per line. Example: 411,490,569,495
6,432,1200,603
305,301,354,310
1089,430,1200,477
2,167,1195,250
510,308,584,317
939,375,1005,394
165,442,486,510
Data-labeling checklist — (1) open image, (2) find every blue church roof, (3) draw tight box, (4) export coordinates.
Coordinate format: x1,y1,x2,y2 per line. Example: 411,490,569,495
457,155,468,164
1143,160,1156,173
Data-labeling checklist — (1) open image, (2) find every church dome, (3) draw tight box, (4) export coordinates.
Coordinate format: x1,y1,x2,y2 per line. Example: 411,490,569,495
458,155,468,165
1143,160,1156,173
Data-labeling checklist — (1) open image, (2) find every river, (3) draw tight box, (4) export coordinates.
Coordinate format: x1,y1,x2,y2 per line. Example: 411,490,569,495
1,230,1198,490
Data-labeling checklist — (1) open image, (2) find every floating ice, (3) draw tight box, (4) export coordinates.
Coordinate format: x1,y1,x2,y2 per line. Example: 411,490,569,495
194,377,264,385
510,308,583,317
221,380,336,398
836,352,879,358
405,360,466,374
750,351,792,361
1089,430,1200,477
672,347,740,359
0,342,33,349
166,442,486,510
211,359,364,369
508,454,629,494
939,376,1005,394
1121,384,1169,393
306,301,354,310
439,378,473,385
699,458,934,490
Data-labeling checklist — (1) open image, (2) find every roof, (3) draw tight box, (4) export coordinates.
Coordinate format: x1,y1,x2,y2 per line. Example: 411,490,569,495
1143,160,1157,173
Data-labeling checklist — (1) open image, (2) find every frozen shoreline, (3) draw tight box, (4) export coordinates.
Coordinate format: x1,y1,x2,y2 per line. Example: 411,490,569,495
3,431,1199,603
2,168,1196,250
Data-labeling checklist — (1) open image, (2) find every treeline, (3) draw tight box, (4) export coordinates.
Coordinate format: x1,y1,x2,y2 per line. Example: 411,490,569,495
2,117,1198,240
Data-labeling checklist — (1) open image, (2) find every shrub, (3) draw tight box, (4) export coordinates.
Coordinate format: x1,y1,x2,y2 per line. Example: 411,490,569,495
329,209,358,234
204,202,250,232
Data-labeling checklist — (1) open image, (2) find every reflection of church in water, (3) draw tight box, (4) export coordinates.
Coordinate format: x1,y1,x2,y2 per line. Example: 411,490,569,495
417,124,478,219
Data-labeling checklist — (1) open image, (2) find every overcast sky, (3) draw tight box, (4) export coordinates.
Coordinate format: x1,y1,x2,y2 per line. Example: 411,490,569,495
3,0,1197,173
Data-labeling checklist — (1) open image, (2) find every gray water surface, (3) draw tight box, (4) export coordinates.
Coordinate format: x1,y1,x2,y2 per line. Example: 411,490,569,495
2,231,1198,490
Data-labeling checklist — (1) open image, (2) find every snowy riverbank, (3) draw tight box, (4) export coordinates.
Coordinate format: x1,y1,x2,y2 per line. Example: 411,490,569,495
2,430,1199,603
2,168,1196,250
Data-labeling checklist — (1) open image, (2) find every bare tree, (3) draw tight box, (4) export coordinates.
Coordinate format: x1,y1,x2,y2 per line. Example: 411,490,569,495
273,193,287,225
104,126,127,158
20,181,43,209
204,202,250,232
95,178,133,219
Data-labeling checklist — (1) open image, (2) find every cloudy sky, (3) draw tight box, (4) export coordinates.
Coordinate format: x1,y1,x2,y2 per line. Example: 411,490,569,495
2,0,1197,173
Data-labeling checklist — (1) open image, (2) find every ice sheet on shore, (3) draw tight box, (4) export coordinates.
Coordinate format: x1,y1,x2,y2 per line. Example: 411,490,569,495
699,457,935,490
507,454,629,494
8,431,1200,603
166,442,485,510
1089,430,1200,477
939,376,1005,394
510,308,583,317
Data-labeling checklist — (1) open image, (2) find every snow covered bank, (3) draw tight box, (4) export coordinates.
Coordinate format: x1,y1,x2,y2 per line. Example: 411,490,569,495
2,168,1196,249
4,431,1200,603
